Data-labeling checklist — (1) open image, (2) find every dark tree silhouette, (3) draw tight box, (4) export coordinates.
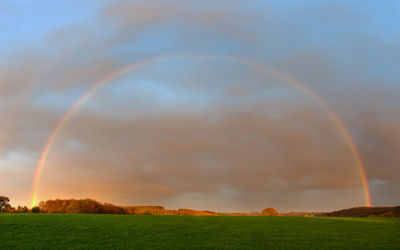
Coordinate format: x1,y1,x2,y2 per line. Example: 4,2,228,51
31,206,40,213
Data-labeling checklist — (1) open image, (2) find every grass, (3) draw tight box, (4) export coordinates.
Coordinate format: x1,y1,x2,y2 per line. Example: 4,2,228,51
0,214,399,249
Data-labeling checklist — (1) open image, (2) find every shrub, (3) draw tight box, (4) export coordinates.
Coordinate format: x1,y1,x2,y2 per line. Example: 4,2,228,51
31,206,40,213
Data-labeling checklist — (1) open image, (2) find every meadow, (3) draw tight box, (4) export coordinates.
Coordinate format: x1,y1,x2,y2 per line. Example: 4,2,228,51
0,214,399,249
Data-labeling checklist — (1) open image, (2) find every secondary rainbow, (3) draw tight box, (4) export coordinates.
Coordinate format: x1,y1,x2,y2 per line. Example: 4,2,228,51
29,54,371,208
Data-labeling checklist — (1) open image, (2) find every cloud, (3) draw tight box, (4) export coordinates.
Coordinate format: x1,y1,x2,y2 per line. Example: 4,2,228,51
34,65,365,211
0,0,399,212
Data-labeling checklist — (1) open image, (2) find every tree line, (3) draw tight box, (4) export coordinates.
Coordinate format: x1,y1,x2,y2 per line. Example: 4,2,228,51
0,196,34,213
0,196,221,215
2,195,399,217
324,206,400,218
0,196,124,214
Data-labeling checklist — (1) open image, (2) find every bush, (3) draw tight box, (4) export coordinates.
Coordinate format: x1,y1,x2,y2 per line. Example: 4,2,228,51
261,207,280,216
31,206,40,213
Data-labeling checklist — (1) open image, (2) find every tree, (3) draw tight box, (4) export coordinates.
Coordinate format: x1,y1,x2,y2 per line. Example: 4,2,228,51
261,207,280,216
31,206,40,213
22,206,29,213
16,205,29,213
0,196,10,212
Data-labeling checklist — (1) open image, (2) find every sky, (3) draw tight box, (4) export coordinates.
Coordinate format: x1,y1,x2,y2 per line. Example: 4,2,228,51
0,0,399,212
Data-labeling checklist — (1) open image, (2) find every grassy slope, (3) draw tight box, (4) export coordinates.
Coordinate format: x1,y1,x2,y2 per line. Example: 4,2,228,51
0,214,399,249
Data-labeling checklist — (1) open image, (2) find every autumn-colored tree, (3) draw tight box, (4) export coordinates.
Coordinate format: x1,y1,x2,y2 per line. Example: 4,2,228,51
102,203,124,214
261,207,280,216
38,199,125,214
2,205,15,213
0,196,10,212
16,205,29,213
122,206,166,215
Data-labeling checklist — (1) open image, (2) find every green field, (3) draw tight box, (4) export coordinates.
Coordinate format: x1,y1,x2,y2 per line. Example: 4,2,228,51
0,214,399,249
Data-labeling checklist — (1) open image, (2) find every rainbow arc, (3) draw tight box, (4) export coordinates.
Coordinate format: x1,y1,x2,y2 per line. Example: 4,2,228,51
29,54,371,208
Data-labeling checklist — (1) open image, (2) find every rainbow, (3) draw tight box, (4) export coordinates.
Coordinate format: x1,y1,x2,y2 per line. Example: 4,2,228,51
29,54,371,208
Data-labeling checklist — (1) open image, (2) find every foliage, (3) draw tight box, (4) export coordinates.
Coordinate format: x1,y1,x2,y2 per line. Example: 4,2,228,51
31,207,40,213
38,199,124,214
0,196,10,212
261,207,280,216
0,214,399,249
1,204,14,213
324,206,400,218
16,206,29,213
39,199,219,215
123,206,166,215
